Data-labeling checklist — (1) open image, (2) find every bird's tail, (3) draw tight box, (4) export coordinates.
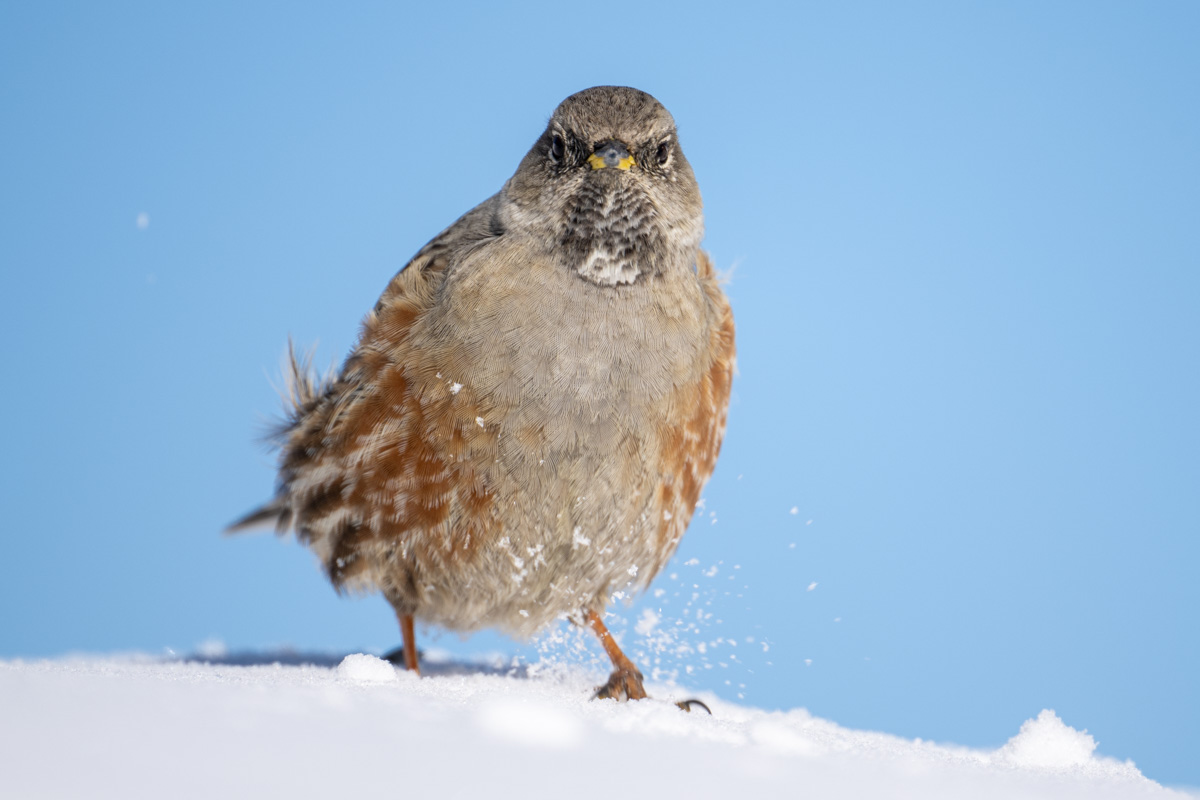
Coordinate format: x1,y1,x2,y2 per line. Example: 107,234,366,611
277,336,335,421
226,337,331,536
224,499,292,535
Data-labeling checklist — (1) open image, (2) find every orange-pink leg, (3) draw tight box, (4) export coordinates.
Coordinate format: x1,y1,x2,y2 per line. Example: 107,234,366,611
586,609,647,701
399,613,420,675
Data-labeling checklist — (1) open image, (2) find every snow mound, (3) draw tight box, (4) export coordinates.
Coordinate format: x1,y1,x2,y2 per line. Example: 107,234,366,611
0,656,1184,800
997,709,1115,772
337,653,399,683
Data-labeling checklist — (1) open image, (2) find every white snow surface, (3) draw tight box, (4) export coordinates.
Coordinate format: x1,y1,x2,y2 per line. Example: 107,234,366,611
0,654,1184,800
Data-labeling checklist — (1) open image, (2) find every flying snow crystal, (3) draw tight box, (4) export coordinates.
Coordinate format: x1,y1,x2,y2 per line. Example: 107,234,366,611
627,565,638,577
807,582,817,591
805,658,813,666
635,608,660,636
136,212,149,229
790,506,798,515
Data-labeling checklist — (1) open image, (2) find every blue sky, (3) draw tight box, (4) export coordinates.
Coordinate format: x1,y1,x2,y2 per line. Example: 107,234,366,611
2,0,1197,787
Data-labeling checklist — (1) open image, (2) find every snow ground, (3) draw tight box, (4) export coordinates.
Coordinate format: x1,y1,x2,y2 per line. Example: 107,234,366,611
0,653,1187,800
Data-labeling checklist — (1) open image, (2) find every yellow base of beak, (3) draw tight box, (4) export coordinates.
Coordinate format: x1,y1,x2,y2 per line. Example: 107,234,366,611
588,153,636,171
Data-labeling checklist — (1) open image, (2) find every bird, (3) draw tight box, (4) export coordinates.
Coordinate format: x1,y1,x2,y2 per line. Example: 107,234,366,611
229,86,735,703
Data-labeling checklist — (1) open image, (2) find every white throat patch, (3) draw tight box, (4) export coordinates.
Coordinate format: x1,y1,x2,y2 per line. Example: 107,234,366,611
577,246,642,286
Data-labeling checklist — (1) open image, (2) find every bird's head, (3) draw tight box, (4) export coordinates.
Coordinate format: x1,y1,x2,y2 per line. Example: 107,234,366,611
505,86,704,287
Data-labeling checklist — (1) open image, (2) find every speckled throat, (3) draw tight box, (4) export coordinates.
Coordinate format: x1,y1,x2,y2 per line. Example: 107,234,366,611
561,180,663,287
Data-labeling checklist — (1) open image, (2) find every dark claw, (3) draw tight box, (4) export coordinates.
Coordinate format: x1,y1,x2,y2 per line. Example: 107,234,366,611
675,698,712,714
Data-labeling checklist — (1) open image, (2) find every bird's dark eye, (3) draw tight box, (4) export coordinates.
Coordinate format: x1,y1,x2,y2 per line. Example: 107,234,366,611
656,140,671,165
550,134,565,162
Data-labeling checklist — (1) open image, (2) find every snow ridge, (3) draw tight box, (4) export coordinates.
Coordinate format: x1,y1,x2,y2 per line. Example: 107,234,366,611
0,655,1182,800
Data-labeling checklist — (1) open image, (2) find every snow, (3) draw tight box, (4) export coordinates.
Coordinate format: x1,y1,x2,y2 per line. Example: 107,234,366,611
0,655,1187,800
999,709,1103,770
477,695,585,750
636,608,661,636
337,653,400,683
571,527,590,548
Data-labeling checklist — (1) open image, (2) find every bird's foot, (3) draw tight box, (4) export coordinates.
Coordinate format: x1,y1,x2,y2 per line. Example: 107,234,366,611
590,668,712,715
592,666,648,701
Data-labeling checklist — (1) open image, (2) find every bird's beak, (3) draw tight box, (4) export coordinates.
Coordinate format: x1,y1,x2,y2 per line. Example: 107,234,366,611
588,141,636,171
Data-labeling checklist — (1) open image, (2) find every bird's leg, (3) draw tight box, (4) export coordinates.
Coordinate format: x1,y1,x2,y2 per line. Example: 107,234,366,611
586,609,647,701
399,612,420,675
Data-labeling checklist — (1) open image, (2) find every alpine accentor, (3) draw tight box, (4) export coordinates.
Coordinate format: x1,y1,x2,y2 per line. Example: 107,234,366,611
230,86,735,702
